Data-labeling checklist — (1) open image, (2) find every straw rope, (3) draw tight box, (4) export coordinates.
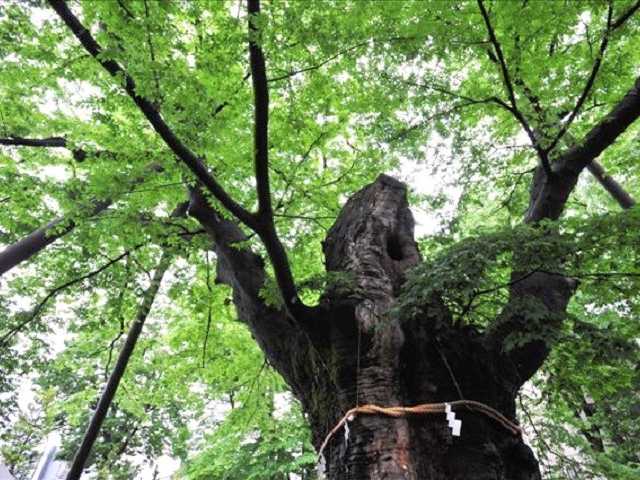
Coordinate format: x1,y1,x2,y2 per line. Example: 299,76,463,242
317,400,523,460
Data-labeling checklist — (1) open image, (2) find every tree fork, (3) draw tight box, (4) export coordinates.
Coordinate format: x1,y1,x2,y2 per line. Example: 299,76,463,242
49,0,304,317
187,174,549,478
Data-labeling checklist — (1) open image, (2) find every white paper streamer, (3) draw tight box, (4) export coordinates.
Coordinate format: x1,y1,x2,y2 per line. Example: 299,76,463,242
344,420,350,443
445,403,462,437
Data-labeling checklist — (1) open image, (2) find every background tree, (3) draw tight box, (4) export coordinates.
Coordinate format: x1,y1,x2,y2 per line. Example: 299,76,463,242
0,1,639,479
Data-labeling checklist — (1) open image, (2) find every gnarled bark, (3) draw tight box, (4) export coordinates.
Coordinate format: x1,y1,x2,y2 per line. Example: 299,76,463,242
313,175,540,479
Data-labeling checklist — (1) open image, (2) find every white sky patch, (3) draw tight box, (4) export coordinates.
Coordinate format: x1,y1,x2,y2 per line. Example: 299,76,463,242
397,159,462,237
138,455,180,480
334,71,351,83
28,6,56,28
38,79,102,121
273,391,293,420
39,164,73,183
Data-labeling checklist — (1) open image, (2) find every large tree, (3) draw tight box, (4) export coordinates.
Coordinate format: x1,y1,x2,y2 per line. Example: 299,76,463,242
1,1,639,479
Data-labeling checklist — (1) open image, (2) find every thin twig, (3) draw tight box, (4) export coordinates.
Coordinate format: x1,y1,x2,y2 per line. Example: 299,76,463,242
268,40,371,82
201,251,214,368
0,249,134,346
477,0,552,175
545,3,613,154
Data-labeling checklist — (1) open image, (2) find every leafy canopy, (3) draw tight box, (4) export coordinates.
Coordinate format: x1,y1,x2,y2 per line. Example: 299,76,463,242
0,1,639,479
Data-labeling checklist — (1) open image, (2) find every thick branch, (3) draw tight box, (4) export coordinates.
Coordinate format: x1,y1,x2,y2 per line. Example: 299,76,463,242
248,0,271,219
47,0,254,228
0,202,108,277
564,131,636,209
323,174,422,300
489,75,640,384
586,160,636,209
527,74,640,222
49,0,302,316
1,135,86,161
514,65,636,210
187,188,312,395
188,188,265,306
611,0,640,32
244,0,301,312
0,136,66,148
65,250,171,480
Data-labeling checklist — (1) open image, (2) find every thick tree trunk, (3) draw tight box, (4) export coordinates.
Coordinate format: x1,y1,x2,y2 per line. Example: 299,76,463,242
305,175,540,479
192,176,543,479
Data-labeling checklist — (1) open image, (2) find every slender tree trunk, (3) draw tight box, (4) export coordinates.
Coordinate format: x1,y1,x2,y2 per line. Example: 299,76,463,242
65,250,171,480
0,201,110,277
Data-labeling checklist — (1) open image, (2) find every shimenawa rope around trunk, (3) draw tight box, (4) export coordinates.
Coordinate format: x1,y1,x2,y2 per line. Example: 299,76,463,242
317,400,523,461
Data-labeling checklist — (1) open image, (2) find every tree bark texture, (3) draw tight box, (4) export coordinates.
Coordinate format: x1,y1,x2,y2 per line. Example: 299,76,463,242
191,175,545,480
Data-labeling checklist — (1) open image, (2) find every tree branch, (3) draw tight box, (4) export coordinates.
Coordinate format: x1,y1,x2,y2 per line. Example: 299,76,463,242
0,204,105,277
586,160,636,209
510,51,636,211
267,40,371,82
187,187,314,398
477,0,517,110
0,163,162,277
248,0,272,219
611,0,640,31
273,132,326,212
544,3,613,154
49,0,304,317
47,0,254,228
527,74,640,222
0,135,86,161
488,74,640,383
390,75,511,111
477,0,551,175
0,249,134,347
562,131,636,209
244,0,303,314
512,59,636,210
201,250,213,368
0,136,66,148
